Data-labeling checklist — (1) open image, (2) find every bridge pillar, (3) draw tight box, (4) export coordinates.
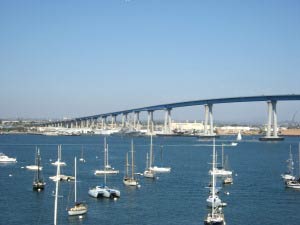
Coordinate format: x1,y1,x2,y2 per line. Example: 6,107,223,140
200,104,216,138
134,112,140,130
147,111,154,135
209,104,214,135
164,108,172,134
204,104,209,135
260,100,283,141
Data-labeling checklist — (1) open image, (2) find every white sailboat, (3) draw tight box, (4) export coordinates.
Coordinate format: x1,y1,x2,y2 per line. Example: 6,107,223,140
204,138,226,225
53,155,60,225
50,145,74,182
149,144,171,173
94,137,119,175
143,135,156,178
79,146,85,163
68,157,88,216
286,143,300,189
51,145,66,166
89,142,120,198
209,144,232,177
32,148,46,191
281,145,296,181
123,140,139,186
236,131,242,141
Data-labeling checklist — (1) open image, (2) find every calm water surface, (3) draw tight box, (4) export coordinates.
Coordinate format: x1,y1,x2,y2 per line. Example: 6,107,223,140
0,134,300,225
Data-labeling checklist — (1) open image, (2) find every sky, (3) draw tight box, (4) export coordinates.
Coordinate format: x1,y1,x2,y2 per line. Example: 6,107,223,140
0,0,300,123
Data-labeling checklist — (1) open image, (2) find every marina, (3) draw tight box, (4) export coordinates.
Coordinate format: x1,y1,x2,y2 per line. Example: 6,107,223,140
0,134,300,224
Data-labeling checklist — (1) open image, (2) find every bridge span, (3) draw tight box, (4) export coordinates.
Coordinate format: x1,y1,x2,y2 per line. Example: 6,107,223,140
41,94,300,140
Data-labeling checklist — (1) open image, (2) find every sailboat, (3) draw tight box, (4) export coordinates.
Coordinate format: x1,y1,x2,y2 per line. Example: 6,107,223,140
49,145,74,182
79,146,85,163
209,144,232,177
53,154,60,225
281,145,296,182
149,144,171,173
89,142,120,198
143,135,156,179
94,137,119,175
51,145,66,166
204,138,226,225
236,131,242,141
32,148,46,191
27,148,43,171
68,157,88,216
286,143,300,189
123,140,139,186
222,155,233,184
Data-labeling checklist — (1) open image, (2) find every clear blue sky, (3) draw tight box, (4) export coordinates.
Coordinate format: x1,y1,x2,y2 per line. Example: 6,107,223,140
1,0,300,123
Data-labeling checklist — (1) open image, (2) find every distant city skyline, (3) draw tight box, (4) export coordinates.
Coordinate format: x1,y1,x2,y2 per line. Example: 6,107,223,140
1,1,299,122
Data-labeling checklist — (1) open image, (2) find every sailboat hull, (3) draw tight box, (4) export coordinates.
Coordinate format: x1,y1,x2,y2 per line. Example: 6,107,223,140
123,178,139,186
68,204,88,216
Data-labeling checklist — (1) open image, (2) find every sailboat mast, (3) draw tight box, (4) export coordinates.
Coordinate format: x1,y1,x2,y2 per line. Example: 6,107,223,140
104,143,107,186
131,139,134,179
74,157,77,203
54,148,60,225
212,138,216,217
150,135,153,168
37,148,40,181
126,152,129,177
106,144,109,168
221,144,224,168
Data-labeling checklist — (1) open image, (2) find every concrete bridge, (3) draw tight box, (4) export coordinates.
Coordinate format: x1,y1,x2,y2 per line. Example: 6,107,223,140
41,94,300,140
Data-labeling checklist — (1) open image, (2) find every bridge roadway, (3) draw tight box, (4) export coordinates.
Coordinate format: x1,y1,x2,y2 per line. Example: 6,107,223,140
42,94,300,140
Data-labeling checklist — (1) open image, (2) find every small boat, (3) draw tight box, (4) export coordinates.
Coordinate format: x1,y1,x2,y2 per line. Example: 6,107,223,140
26,165,42,171
123,140,139,187
32,148,46,191
236,131,242,141
68,157,88,216
223,176,233,185
51,146,66,166
79,146,85,163
210,145,232,177
286,143,300,189
94,137,119,175
149,144,171,173
0,153,17,163
281,145,296,182
49,174,75,182
143,135,155,179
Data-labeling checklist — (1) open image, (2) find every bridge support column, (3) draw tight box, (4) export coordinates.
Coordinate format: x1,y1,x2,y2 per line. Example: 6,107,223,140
164,108,172,134
204,105,209,135
200,104,217,138
147,111,154,135
260,100,284,141
134,112,140,130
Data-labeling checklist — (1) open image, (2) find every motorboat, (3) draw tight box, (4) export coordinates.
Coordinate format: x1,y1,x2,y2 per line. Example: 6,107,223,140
0,153,16,163
150,166,171,173
26,165,43,171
